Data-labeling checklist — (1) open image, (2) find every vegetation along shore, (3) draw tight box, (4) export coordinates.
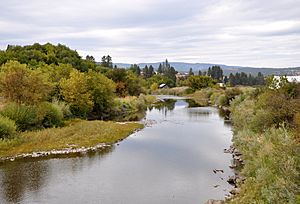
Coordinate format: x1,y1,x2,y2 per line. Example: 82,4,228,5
0,43,299,203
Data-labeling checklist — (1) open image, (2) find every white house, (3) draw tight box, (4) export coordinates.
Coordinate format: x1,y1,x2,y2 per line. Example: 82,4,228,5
274,76,300,83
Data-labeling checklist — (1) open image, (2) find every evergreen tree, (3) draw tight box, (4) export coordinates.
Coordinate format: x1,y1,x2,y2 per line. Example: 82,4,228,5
189,68,194,76
208,66,223,82
207,67,212,77
129,64,141,76
143,65,149,78
149,65,154,77
224,76,228,84
157,63,163,74
101,55,113,68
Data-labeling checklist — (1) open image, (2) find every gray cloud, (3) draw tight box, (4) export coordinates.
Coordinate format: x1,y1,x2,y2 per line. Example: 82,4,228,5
0,0,300,67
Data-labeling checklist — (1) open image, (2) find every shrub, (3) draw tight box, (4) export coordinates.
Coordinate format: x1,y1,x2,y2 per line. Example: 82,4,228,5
230,128,299,204
0,103,39,131
37,102,64,128
0,116,17,139
52,99,72,118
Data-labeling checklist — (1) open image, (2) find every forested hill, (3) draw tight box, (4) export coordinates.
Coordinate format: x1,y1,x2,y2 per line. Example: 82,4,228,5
0,43,96,71
115,62,300,76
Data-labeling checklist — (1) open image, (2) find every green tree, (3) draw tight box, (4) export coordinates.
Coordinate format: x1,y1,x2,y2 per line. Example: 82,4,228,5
60,70,94,116
1,43,95,71
157,63,163,74
125,71,143,96
189,68,194,76
129,64,141,76
187,75,216,90
86,71,116,117
208,66,223,82
101,55,113,68
148,65,154,77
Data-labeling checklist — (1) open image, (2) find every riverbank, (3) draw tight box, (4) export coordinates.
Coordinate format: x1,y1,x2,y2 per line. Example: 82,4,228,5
0,119,143,161
226,83,300,203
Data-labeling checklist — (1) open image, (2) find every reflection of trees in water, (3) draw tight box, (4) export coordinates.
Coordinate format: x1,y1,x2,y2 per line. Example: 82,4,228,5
187,109,211,119
0,145,114,203
0,161,48,203
218,108,231,120
153,99,176,116
185,99,201,108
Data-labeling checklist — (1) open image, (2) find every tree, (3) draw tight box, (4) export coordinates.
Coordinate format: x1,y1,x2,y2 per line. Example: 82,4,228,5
125,72,143,96
224,76,228,84
207,67,212,77
0,43,96,71
0,61,53,104
60,70,94,116
148,74,174,88
227,72,265,86
129,64,141,76
208,66,223,82
198,70,202,76
187,75,216,90
86,55,95,62
157,63,163,74
156,59,177,86
100,55,113,68
149,65,154,77
86,71,116,117
189,68,194,76
143,65,149,78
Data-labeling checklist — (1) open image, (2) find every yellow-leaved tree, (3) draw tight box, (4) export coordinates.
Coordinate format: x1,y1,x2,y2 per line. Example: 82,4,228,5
60,69,94,117
0,60,53,104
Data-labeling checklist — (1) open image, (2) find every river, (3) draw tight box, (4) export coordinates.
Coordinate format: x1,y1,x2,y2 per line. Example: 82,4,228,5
0,96,233,204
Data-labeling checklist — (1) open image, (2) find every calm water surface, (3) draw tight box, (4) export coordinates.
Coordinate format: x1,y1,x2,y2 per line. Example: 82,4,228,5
0,97,233,204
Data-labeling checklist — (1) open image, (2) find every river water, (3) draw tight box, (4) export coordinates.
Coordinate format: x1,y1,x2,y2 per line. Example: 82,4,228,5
0,97,233,204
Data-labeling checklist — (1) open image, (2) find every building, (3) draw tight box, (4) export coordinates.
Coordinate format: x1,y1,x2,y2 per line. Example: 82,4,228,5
159,83,169,89
274,76,300,83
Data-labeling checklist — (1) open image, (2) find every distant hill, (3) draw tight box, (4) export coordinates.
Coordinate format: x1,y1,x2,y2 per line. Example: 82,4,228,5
114,62,300,76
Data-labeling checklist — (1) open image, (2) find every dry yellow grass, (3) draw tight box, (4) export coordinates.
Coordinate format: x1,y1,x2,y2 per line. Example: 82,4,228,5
0,119,143,158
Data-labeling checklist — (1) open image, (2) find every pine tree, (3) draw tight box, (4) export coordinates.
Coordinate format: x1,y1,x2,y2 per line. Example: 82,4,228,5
189,68,194,76
157,63,163,74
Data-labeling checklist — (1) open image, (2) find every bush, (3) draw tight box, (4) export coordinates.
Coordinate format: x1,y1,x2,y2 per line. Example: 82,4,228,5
37,102,64,128
0,103,39,131
230,128,299,204
0,116,17,139
52,99,72,118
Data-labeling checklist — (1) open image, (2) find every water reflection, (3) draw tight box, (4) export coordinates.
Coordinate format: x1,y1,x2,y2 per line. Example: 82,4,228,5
152,99,176,116
0,161,48,203
0,145,114,203
0,97,233,204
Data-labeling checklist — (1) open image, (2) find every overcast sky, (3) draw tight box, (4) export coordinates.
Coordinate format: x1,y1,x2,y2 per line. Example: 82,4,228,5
1,0,300,67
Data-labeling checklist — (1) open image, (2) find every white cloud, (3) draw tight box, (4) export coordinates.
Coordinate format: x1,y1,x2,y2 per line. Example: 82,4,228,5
0,0,299,67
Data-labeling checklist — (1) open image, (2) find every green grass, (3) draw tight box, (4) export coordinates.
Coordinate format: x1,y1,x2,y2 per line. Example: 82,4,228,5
0,119,143,158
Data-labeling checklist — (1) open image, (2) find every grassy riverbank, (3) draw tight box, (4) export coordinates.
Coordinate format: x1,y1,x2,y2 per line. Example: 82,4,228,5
227,83,300,203
0,120,143,159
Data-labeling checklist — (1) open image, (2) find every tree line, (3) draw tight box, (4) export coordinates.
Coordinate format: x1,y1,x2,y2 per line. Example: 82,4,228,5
189,65,265,86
